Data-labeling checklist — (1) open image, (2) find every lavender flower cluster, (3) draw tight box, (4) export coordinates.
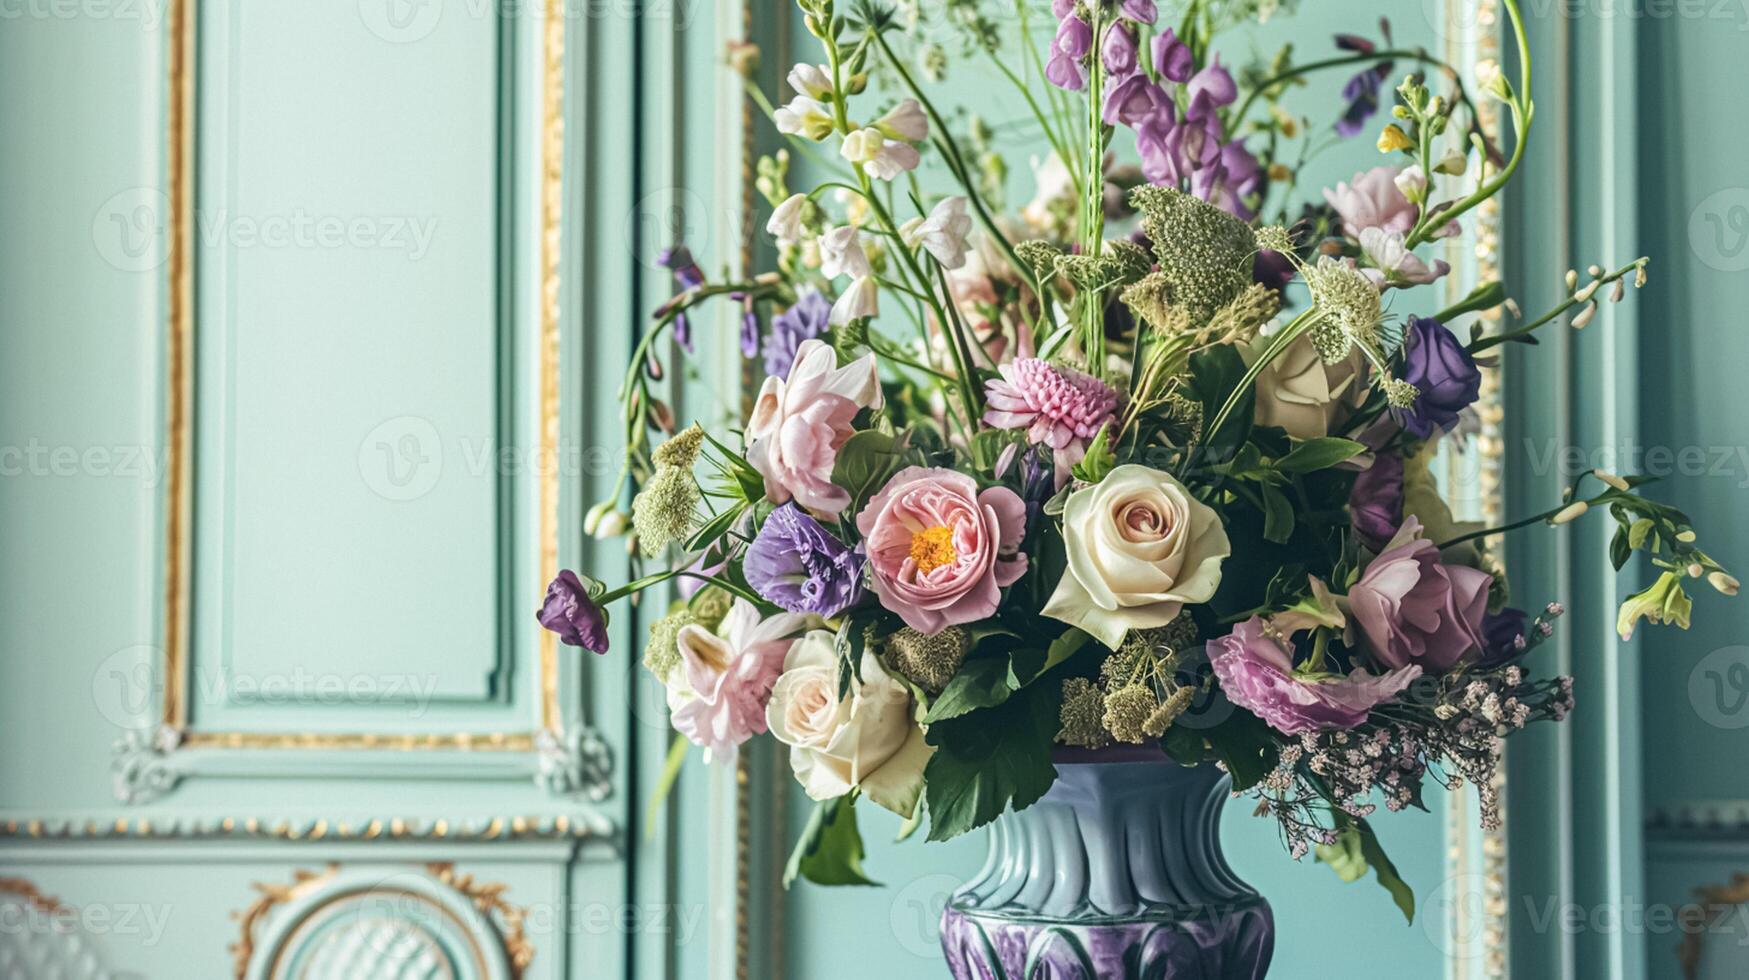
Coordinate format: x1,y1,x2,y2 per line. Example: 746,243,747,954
1047,0,1260,217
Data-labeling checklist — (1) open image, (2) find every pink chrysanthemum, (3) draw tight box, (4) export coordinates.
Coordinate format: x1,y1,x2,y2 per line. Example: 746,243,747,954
982,358,1119,481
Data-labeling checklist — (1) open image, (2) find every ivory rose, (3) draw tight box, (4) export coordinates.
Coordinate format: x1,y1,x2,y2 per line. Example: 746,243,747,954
746,339,883,514
1042,464,1231,648
665,600,807,761
857,467,1028,635
1250,331,1369,441
766,629,933,817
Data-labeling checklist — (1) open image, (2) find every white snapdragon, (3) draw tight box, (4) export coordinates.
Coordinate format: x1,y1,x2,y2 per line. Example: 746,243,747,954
817,224,872,280
900,196,972,270
774,96,834,141
786,63,834,100
766,193,809,245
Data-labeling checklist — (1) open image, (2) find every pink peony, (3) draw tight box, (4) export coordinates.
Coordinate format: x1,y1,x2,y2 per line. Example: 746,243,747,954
668,600,807,761
746,339,883,514
1348,516,1492,673
856,467,1028,635
983,358,1118,483
1322,166,1419,240
1210,616,1421,736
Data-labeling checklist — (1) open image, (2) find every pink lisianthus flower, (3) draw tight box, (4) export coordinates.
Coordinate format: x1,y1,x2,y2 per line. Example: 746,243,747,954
982,358,1119,485
1323,166,1419,239
1348,516,1493,673
1210,616,1421,736
667,600,808,761
746,339,883,514
856,467,1028,635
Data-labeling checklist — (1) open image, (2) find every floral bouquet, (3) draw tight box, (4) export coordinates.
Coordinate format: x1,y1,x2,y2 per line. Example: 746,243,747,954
537,0,1737,912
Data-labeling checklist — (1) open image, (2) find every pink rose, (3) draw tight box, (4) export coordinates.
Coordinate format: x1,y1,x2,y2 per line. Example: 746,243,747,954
1348,516,1492,673
746,339,884,514
1322,166,1418,239
667,599,807,761
1211,616,1421,736
856,467,1028,635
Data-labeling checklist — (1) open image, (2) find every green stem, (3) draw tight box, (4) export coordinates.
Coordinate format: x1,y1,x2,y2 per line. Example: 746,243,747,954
1405,0,1533,249
1469,259,1647,354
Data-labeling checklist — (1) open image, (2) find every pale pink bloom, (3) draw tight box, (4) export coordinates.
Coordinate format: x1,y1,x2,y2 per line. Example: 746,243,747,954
983,358,1119,483
667,600,807,761
786,62,833,99
1348,516,1492,673
1358,228,1451,289
875,99,929,142
746,339,884,514
830,275,879,325
766,193,809,245
817,224,871,280
1211,615,1421,736
856,467,1028,635
1323,166,1419,239
900,196,972,270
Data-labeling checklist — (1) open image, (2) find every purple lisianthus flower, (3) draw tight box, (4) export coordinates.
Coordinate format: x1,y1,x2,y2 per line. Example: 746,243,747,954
1102,23,1138,76
537,569,609,653
762,288,831,379
1397,316,1482,439
1104,74,1171,127
739,303,760,360
743,503,865,618
658,245,705,353
1349,451,1404,552
1476,607,1530,668
1118,0,1157,24
1152,28,1194,83
1211,616,1421,736
1336,65,1392,137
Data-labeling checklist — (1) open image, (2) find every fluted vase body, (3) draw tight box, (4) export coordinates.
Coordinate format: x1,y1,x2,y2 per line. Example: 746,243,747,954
939,757,1273,979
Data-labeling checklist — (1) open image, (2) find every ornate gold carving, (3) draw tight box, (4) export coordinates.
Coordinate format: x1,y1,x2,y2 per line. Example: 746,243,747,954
229,864,338,980
1678,873,1749,979
427,861,535,978
153,0,569,756
0,876,71,917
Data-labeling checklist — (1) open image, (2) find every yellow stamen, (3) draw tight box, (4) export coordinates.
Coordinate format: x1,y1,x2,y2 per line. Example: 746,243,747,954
909,525,958,574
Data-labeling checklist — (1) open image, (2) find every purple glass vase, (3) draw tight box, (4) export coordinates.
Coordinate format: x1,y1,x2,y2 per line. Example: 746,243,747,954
939,754,1274,979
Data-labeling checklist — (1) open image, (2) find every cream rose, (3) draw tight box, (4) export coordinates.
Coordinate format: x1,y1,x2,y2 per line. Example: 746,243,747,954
1250,331,1369,441
766,629,933,818
1042,464,1231,649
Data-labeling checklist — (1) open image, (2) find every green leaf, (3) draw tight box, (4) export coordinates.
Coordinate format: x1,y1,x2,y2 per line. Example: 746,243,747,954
1627,517,1654,550
1161,725,1208,767
925,656,1018,723
1188,345,1253,462
923,682,1059,842
832,429,908,514
701,430,766,502
785,797,878,888
1274,437,1367,474
1259,481,1295,545
1203,710,1278,792
684,500,748,553
1609,527,1631,572
1317,815,1415,923
1070,424,1116,483
1026,629,1092,684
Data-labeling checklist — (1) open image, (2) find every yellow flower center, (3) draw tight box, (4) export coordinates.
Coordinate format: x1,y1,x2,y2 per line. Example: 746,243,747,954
909,525,958,574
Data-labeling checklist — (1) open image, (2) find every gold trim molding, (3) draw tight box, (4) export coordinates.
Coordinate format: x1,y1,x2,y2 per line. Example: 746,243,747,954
229,863,533,980
0,810,610,842
1678,872,1749,980
152,1,569,757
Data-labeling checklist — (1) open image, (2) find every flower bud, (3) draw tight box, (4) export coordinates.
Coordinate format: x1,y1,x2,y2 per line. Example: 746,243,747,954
1676,529,1698,543
1688,562,1705,578
1570,302,1597,329
584,499,615,536
595,509,629,540
1551,500,1589,525
1708,571,1741,596
1592,469,1630,491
